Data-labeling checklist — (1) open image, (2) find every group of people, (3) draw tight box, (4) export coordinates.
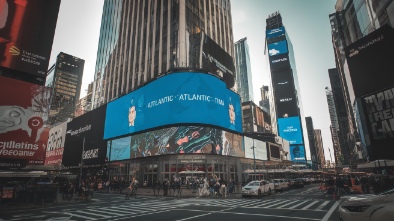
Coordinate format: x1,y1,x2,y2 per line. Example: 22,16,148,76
194,174,237,198
152,177,182,196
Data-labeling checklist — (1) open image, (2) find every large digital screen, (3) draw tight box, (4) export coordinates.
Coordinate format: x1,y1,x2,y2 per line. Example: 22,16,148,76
290,145,306,162
272,70,298,117
345,25,394,98
0,76,51,162
63,105,107,167
129,126,222,158
278,117,303,145
268,40,288,57
222,131,244,157
361,86,394,161
104,72,242,139
107,136,131,161
0,0,61,77
266,27,285,39
244,137,267,160
45,122,67,165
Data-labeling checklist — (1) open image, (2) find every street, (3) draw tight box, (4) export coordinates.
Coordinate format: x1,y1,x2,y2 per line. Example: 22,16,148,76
0,184,341,221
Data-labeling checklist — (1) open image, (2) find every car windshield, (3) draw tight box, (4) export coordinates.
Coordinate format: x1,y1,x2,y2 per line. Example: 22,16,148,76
246,182,260,186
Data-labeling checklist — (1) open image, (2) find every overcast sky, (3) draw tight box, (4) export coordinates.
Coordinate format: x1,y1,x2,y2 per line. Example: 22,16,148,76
50,0,337,162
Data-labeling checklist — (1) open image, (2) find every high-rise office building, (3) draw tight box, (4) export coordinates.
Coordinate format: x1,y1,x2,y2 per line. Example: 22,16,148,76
305,117,318,170
265,12,309,165
314,129,325,170
325,85,342,165
46,52,85,126
259,85,270,114
75,82,93,118
329,0,394,162
234,37,254,102
91,0,236,108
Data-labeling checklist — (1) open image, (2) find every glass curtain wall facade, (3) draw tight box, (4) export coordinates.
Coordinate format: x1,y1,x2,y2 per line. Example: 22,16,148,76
305,117,318,170
234,38,254,103
329,0,394,161
46,52,85,126
91,0,235,108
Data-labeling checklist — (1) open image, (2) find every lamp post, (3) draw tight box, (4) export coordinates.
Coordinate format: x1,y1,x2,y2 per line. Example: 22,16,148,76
79,136,85,189
252,138,256,181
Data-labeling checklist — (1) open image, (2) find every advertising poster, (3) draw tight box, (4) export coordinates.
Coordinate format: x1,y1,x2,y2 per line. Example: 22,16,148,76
104,72,242,139
268,143,281,160
361,86,394,160
45,122,67,165
269,53,290,70
266,27,285,39
268,40,288,57
0,0,61,77
272,69,298,117
244,137,267,160
63,105,107,167
345,25,394,98
107,136,131,161
130,126,222,158
290,145,306,162
278,117,303,145
222,131,244,157
0,76,51,162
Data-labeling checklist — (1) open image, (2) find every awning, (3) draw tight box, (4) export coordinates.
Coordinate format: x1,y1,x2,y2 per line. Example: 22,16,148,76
178,171,205,174
357,159,394,169
0,171,48,177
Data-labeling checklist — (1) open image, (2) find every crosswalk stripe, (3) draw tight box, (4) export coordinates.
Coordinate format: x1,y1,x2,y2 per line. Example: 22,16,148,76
301,201,319,210
63,212,96,220
86,208,126,216
315,201,330,210
277,200,300,208
75,210,112,218
257,199,282,207
288,200,310,209
264,200,290,208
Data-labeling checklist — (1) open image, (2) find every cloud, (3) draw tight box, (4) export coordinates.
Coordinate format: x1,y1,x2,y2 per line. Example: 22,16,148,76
269,49,280,56
232,10,248,25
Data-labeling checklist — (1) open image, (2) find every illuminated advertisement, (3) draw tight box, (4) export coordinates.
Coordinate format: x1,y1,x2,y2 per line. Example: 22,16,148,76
63,105,107,167
268,40,288,57
345,25,394,98
130,126,222,158
45,122,67,165
0,0,61,77
104,72,242,139
0,76,51,162
266,27,285,39
269,53,290,70
278,117,303,145
290,145,306,162
361,86,394,161
244,137,267,160
107,136,131,161
222,131,244,157
272,70,298,117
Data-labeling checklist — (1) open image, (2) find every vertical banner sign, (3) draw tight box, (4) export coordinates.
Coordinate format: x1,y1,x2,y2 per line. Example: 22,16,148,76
45,122,67,165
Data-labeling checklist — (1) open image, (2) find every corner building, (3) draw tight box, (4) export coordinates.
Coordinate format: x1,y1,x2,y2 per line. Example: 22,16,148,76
89,0,289,186
265,12,310,166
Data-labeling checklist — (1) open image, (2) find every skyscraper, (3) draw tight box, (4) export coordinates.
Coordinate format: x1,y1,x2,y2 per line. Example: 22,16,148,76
314,129,325,170
91,0,235,108
265,12,309,165
325,85,342,165
46,52,85,126
259,85,270,114
305,117,318,170
234,37,254,102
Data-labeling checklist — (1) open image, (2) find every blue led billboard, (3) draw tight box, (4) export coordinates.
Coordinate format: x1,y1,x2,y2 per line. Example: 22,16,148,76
107,136,131,161
277,117,303,144
268,40,288,57
104,72,242,139
266,27,285,39
290,145,306,162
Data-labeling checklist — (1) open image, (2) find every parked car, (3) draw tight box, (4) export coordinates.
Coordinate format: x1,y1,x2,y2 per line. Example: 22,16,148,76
272,179,285,192
338,188,394,221
242,180,274,197
290,179,304,188
280,179,290,191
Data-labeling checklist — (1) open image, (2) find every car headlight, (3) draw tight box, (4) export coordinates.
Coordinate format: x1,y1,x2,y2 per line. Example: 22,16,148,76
342,205,371,212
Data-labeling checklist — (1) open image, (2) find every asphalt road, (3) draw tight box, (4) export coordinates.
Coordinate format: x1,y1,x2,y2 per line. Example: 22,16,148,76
0,184,341,221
